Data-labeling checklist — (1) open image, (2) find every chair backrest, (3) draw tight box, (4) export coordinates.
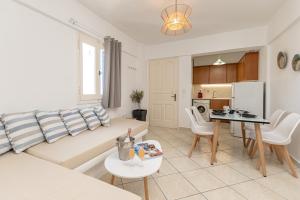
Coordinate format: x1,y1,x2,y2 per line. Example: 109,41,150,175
274,113,300,142
185,107,199,133
191,106,206,125
269,109,286,128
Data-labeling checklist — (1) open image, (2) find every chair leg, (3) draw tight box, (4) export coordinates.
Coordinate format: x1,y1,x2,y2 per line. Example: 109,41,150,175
248,139,255,156
250,141,258,159
207,136,213,152
273,145,284,164
188,135,199,158
282,146,298,178
269,144,274,153
241,122,247,147
246,138,251,148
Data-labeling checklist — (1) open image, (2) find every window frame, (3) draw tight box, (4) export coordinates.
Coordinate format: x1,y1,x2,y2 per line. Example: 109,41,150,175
79,33,103,102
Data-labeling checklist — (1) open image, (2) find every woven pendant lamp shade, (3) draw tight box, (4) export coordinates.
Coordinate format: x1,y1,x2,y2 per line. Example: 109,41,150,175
161,0,192,36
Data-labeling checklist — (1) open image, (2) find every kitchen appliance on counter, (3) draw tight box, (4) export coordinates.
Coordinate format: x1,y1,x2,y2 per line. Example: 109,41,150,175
231,81,265,136
192,99,210,122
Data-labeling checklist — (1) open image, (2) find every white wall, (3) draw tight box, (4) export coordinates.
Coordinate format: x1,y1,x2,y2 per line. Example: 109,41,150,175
145,27,267,59
261,0,300,163
0,0,146,118
178,56,192,128
267,19,300,163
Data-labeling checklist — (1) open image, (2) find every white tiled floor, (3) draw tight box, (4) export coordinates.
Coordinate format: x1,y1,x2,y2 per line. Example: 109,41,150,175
100,125,300,200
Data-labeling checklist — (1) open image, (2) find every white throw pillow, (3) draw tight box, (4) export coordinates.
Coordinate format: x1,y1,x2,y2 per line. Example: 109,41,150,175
36,111,69,143
60,109,88,136
94,106,111,127
79,108,101,130
2,112,45,153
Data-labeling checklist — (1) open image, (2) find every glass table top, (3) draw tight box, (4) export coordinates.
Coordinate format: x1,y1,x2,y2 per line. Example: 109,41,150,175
210,111,270,124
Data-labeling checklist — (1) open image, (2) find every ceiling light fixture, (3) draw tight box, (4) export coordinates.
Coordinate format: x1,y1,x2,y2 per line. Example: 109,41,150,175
161,0,192,36
213,58,226,66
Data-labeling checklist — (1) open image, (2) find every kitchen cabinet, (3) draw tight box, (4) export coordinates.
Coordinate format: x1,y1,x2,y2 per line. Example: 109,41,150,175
210,99,230,110
193,66,209,84
226,64,237,83
209,65,227,84
237,52,258,81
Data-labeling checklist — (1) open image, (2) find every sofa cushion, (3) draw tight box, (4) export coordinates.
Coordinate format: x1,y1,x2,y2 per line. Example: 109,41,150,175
0,152,140,200
0,120,11,155
60,109,88,136
94,106,110,126
2,112,45,153
36,111,69,143
26,118,148,169
79,108,101,130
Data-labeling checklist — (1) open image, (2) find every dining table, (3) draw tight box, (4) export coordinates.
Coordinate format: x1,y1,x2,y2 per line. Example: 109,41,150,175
210,111,270,177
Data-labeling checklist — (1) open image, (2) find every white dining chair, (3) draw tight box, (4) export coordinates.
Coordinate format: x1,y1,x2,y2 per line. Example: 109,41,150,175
253,113,300,177
191,106,214,127
185,107,214,158
246,109,286,155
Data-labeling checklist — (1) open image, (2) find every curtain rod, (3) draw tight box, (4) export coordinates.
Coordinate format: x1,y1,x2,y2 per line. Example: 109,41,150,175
12,0,138,58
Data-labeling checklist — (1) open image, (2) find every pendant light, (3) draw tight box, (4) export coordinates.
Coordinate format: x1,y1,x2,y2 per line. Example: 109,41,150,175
161,0,192,36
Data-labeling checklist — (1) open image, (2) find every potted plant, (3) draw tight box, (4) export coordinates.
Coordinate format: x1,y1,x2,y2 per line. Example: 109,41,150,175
130,90,147,121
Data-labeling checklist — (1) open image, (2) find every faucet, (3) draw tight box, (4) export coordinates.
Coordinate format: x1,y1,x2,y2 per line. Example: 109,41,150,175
212,90,216,98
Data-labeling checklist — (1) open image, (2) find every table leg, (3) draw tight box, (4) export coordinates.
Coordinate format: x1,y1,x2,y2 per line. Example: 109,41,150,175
211,120,221,165
241,122,247,147
144,177,149,200
255,123,267,177
110,175,115,185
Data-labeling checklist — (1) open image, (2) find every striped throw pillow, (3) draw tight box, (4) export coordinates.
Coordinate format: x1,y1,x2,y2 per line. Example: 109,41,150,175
0,120,11,155
94,106,111,127
79,108,101,130
2,112,45,153
36,111,68,143
60,109,87,136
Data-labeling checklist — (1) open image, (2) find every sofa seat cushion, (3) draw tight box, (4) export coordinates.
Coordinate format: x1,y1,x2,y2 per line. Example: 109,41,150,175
26,118,148,169
0,152,140,200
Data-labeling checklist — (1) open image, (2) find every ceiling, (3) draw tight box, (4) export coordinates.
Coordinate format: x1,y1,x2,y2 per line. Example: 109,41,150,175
193,51,246,66
78,0,286,44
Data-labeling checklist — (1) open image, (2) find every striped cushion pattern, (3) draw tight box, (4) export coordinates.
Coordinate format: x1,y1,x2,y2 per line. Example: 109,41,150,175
79,108,101,130
2,112,45,153
36,111,68,143
60,109,87,136
94,106,111,126
0,120,11,155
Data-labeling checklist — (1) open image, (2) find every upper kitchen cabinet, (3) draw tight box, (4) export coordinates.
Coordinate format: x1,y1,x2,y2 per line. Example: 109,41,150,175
226,64,237,83
209,65,227,84
193,66,209,84
237,52,259,82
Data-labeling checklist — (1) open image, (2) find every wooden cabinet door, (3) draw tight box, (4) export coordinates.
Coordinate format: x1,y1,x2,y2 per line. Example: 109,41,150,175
237,52,258,82
244,52,258,81
210,99,230,110
226,64,237,83
209,65,227,84
193,66,209,84
237,57,245,82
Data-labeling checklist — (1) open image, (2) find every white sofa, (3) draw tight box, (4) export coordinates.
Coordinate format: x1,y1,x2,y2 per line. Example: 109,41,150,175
0,117,148,200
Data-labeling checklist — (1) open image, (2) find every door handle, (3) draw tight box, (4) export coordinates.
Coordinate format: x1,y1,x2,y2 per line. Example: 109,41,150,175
171,94,176,101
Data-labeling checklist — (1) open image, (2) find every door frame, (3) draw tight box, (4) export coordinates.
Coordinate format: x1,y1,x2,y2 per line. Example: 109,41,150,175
148,57,179,128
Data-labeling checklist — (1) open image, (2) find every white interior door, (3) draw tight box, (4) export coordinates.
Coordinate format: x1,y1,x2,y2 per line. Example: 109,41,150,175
149,58,178,128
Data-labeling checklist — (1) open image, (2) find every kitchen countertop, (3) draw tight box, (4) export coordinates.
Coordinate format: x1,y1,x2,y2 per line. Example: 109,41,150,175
192,98,232,100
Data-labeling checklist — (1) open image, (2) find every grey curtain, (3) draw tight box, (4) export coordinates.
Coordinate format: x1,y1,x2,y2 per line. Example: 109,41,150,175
102,36,122,108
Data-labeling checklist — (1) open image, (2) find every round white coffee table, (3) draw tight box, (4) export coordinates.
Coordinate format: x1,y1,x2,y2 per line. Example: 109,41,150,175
104,140,162,200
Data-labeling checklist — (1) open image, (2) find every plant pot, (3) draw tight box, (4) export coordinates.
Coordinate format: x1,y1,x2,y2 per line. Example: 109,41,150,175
132,109,147,121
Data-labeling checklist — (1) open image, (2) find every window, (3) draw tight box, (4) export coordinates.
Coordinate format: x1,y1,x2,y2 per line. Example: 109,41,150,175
79,34,104,101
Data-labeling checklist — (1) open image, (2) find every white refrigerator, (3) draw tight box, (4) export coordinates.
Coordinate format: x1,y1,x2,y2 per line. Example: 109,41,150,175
231,81,265,136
